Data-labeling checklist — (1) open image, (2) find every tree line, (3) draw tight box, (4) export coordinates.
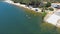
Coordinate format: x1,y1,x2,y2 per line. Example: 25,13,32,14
12,0,52,8
12,0,41,7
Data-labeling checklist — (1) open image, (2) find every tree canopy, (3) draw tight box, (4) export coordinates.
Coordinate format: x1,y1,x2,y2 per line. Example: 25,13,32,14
12,0,41,7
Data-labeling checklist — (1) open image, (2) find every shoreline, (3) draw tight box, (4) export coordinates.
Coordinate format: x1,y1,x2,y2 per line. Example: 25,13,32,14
4,0,41,12
4,0,60,27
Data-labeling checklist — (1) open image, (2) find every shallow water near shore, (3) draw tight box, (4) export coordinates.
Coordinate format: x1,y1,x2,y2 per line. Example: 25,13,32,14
0,2,43,34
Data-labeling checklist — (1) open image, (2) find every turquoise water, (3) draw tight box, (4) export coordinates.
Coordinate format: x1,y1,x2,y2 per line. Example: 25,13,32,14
0,2,42,34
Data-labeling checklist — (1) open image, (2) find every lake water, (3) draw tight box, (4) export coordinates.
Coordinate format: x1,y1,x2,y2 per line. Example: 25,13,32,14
0,1,42,34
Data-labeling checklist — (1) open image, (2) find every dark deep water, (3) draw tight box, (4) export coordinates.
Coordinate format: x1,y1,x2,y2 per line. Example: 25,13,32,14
0,2,42,34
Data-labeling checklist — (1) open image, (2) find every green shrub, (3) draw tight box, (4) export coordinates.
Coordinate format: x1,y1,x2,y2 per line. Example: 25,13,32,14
49,8,54,11
45,2,51,7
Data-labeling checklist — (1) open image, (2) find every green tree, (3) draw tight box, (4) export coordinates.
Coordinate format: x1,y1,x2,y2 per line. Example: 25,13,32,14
22,0,30,5
29,0,40,7
45,2,51,7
